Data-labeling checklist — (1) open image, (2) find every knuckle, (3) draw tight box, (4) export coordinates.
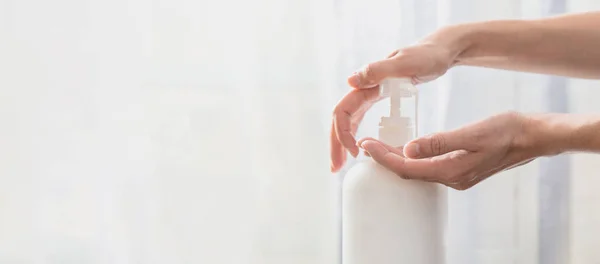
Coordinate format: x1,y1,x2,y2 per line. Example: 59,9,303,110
493,111,524,128
429,134,447,155
396,172,411,180
392,163,411,180
395,159,415,180
395,172,411,180
332,103,342,116
362,64,376,81
331,105,349,118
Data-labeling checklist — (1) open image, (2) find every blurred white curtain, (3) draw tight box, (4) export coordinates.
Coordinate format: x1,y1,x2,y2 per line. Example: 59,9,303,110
339,0,600,263
1,0,600,263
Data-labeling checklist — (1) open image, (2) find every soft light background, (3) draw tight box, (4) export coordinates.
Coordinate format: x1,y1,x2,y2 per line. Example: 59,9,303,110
0,0,599,263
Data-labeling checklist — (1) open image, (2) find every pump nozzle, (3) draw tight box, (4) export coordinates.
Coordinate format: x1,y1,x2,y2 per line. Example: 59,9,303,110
378,78,417,146
380,78,416,118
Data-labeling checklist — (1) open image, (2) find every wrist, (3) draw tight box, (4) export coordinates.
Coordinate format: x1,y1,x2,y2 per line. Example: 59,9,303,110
421,24,477,65
519,114,571,157
520,113,600,157
447,20,539,67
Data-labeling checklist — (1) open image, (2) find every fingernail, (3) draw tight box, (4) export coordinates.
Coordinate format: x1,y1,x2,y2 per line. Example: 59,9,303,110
404,142,420,158
348,72,361,88
357,138,366,148
360,140,368,149
350,148,359,158
361,140,382,156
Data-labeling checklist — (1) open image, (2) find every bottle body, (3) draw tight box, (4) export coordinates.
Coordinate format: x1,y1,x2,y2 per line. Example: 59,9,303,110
342,159,443,264
342,78,443,264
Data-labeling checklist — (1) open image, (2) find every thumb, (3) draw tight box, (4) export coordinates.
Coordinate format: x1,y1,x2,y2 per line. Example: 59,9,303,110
348,59,408,89
403,130,471,159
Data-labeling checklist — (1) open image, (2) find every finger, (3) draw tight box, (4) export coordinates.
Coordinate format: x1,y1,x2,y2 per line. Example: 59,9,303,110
349,113,366,158
356,137,374,148
350,111,366,140
347,58,406,89
330,122,346,172
359,138,372,156
363,139,486,184
361,139,446,181
334,113,358,158
333,88,381,158
403,128,476,159
357,137,404,156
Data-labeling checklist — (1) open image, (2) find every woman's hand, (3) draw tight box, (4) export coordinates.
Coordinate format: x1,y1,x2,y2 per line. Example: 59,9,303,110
357,112,542,190
330,27,468,172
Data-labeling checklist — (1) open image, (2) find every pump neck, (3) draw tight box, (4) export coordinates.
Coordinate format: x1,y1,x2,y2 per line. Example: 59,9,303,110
378,78,417,146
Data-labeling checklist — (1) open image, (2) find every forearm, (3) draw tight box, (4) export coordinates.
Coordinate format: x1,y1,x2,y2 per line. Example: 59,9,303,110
447,12,600,79
525,113,600,157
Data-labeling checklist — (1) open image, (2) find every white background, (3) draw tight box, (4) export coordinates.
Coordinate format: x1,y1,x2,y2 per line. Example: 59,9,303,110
1,0,599,263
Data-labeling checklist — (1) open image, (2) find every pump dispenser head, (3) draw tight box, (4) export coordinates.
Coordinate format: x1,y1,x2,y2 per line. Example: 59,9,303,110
378,78,418,147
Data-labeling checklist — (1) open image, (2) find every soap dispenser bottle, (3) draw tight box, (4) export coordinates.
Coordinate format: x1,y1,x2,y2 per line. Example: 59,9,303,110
342,78,444,264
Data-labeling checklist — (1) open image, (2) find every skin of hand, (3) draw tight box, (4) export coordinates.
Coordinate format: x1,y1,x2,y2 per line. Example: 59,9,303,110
357,112,537,190
357,112,600,190
331,12,600,189
330,30,464,172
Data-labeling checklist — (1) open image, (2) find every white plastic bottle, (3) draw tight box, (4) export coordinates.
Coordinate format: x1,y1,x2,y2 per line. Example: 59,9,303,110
342,78,444,264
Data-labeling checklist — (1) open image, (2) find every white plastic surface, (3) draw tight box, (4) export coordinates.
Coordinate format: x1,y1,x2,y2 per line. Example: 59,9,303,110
342,160,443,264
342,78,443,264
378,77,417,146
